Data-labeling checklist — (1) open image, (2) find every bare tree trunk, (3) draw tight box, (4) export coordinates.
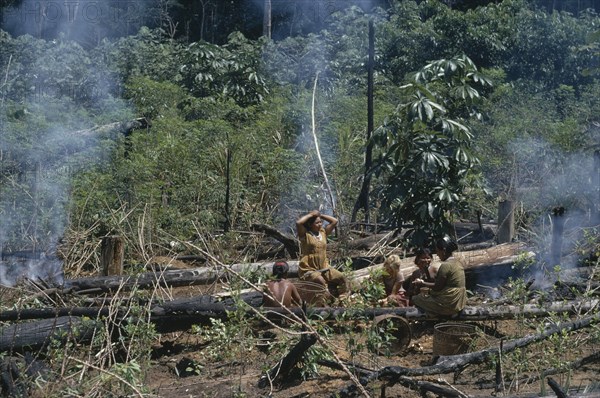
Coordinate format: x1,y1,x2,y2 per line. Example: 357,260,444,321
352,20,375,224
311,72,336,213
262,0,272,39
224,145,231,232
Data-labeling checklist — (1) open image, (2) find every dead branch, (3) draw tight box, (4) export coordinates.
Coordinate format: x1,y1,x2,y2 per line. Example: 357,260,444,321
257,331,317,388
250,223,299,258
319,360,467,397
547,377,568,398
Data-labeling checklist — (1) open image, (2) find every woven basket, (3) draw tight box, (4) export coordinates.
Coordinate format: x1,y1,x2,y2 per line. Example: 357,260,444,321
433,322,479,356
293,280,332,306
371,314,412,355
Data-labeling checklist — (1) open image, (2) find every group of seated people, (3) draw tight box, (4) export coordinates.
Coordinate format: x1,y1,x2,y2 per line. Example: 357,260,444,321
263,222,467,317
379,237,467,316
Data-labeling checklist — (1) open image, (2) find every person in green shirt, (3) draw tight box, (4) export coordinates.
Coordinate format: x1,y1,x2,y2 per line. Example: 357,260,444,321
412,237,466,316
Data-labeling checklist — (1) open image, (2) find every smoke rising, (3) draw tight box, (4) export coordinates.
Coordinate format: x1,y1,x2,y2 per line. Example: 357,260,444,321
508,136,600,287
1,0,153,46
0,0,135,286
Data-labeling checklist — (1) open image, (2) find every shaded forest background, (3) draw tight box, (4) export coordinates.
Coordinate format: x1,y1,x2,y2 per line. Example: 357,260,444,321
1,0,600,280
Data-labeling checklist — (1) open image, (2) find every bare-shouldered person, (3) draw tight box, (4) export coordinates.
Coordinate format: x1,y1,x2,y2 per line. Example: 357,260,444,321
263,261,303,308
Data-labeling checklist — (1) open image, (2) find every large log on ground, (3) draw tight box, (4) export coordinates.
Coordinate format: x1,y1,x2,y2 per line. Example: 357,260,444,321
7,296,594,324
0,316,98,352
271,299,600,322
2,299,596,351
63,243,528,294
352,242,533,288
63,261,298,293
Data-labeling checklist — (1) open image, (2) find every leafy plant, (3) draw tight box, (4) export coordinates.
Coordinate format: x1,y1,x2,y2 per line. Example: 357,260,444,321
372,54,492,245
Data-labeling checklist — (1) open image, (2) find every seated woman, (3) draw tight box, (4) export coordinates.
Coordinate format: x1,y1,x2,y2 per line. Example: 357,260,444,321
402,247,435,304
380,254,410,306
296,210,348,303
412,237,467,316
263,261,302,308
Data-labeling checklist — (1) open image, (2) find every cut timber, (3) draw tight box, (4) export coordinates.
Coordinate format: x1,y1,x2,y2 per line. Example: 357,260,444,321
352,242,532,288
1,299,596,351
63,242,529,294
0,316,98,352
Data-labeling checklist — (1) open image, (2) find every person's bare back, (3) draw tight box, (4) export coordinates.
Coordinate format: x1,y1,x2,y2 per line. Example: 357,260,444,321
263,280,302,308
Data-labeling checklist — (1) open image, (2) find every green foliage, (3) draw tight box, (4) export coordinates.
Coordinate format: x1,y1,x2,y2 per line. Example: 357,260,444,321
356,268,387,306
381,0,595,89
179,32,269,105
372,54,491,244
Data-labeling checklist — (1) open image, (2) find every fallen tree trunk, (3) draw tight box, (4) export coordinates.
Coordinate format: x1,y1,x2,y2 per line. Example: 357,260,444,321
288,299,599,322
62,243,528,294
2,298,597,352
251,223,299,258
0,292,263,322
0,316,98,352
62,262,291,293
257,332,317,388
4,292,597,323
352,242,529,280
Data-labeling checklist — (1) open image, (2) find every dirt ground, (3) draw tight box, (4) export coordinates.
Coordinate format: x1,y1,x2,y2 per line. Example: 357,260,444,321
142,285,600,398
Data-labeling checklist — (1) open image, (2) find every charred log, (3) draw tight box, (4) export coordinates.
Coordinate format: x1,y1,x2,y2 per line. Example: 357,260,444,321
257,332,317,388
251,223,299,258
0,316,99,352
547,377,568,398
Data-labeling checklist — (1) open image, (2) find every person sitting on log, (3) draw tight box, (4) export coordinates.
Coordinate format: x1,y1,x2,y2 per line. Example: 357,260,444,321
412,237,467,316
380,254,410,306
263,261,303,308
403,247,435,304
296,210,348,303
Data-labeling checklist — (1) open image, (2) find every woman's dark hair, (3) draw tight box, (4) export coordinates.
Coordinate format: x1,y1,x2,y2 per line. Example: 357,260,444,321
414,247,432,259
303,215,318,230
435,236,458,257
272,261,289,279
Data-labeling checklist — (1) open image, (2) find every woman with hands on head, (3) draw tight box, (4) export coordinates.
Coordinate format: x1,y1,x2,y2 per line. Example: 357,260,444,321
296,210,348,300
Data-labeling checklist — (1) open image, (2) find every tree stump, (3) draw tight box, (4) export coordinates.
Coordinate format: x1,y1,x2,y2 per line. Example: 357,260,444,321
497,200,514,243
101,236,124,276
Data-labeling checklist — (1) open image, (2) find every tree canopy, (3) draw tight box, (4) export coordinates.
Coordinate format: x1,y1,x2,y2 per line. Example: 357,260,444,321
1,0,599,259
